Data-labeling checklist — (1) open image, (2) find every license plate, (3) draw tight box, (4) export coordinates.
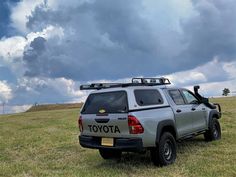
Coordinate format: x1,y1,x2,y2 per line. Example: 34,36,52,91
101,138,114,146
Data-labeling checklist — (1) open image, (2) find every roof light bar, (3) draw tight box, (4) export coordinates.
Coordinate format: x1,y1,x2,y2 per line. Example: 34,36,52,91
80,77,171,90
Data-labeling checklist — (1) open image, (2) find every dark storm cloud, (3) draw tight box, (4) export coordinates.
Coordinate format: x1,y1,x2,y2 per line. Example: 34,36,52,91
91,1,157,53
23,36,47,77
23,0,236,81
24,0,162,81
177,0,236,68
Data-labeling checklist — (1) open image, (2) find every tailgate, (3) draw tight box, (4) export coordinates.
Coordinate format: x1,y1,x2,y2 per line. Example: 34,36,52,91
80,90,129,137
81,113,130,137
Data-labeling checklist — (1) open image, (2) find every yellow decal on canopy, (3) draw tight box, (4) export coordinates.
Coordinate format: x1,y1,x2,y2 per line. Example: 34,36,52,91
99,109,106,113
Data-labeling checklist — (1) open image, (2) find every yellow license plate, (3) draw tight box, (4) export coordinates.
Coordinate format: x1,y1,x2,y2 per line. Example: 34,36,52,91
101,138,114,146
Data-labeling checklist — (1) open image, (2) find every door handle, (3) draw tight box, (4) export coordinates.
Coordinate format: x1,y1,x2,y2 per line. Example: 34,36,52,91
202,108,206,111
176,109,182,113
191,108,196,111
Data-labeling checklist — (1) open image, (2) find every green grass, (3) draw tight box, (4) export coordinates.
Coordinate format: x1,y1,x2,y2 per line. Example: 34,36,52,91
0,97,236,177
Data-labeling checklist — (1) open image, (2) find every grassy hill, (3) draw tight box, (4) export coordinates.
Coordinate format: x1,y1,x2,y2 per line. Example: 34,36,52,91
0,97,235,177
26,103,84,112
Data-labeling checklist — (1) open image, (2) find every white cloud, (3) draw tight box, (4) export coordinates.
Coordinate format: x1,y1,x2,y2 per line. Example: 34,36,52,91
0,25,64,77
10,0,92,33
166,71,207,86
49,77,84,98
15,76,86,103
0,81,13,103
10,0,45,33
223,61,236,79
5,104,32,114
0,25,63,60
0,36,27,61
163,58,236,86
26,25,64,41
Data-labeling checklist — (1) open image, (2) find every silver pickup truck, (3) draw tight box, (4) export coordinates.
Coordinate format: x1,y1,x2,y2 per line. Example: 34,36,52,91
78,78,221,166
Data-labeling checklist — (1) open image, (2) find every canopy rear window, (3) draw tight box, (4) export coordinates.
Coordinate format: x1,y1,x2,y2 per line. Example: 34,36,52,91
81,91,128,114
134,89,164,106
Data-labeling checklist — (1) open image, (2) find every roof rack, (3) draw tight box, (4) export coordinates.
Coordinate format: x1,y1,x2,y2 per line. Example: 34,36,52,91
80,77,171,90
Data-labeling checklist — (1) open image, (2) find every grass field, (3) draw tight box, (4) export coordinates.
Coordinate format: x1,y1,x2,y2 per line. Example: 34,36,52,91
0,97,236,177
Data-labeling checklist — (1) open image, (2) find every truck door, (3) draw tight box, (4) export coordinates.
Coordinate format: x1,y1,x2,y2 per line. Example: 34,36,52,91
168,89,194,137
181,90,207,132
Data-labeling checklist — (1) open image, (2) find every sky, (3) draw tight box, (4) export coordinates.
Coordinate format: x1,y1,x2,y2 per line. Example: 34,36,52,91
0,0,236,114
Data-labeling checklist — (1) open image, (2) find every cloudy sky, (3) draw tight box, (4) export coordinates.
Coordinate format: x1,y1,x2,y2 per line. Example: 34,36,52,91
0,0,236,113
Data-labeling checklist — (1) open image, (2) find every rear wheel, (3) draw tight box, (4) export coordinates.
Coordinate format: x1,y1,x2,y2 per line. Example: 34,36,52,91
151,132,176,166
204,118,221,141
99,149,121,159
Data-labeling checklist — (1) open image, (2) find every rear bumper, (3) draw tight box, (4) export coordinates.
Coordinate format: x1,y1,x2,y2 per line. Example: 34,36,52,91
79,135,143,152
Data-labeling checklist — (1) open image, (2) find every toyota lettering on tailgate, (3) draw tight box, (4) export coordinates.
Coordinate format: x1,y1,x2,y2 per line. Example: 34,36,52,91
88,125,121,133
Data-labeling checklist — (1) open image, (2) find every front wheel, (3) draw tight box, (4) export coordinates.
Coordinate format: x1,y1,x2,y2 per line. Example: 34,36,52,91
151,132,176,166
99,149,121,159
204,118,221,141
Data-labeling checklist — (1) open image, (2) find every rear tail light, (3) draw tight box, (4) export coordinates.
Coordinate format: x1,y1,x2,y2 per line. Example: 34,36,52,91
128,115,144,134
78,115,83,132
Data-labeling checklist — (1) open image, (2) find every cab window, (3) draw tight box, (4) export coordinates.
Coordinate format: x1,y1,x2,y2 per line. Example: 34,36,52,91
168,90,185,105
182,90,199,104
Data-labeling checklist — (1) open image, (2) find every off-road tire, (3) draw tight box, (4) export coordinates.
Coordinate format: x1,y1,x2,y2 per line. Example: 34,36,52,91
204,118,221,141
151,132,176,166
99,149,121,159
